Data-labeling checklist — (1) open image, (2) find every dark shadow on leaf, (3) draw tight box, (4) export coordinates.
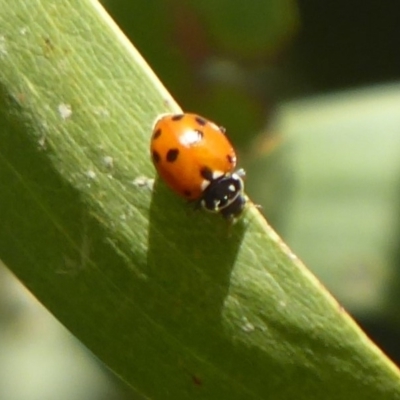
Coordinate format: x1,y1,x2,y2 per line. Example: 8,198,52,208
147,176,246,330
146,177,246,381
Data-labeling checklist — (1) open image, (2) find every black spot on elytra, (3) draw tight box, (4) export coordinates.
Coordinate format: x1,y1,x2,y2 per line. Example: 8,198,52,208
227,154,235,164
194,129,204,140
166,148,179,162
195,116,207,126
183,190,192,197
152,128,162,140
152,150,161,163
171,114,184,121
200,166,213,181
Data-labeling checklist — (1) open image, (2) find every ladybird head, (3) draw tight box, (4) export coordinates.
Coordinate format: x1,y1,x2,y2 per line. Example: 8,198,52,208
200,170,246,219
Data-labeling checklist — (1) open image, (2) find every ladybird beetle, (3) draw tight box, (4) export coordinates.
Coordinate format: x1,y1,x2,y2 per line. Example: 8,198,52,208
150,113,247,219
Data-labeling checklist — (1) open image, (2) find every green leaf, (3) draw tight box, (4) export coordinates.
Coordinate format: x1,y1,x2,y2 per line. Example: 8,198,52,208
0,1,399,399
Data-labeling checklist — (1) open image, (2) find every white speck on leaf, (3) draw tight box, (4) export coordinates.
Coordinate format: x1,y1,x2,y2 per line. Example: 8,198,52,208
241,317,255,333
58,103,72,119
0,36,7,58
37,135,47,150
133,176,154,190
102,156,114,169
86,170,96,180
93,107,110,118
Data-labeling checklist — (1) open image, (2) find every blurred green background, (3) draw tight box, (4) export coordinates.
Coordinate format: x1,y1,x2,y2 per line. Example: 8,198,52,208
2,0,400,398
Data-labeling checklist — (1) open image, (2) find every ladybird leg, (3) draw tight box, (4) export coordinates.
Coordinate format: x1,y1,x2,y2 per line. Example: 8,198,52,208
235,168,246,178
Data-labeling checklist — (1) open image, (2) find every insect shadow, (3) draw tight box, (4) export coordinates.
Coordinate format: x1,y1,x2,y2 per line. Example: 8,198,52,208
146,178,246,352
